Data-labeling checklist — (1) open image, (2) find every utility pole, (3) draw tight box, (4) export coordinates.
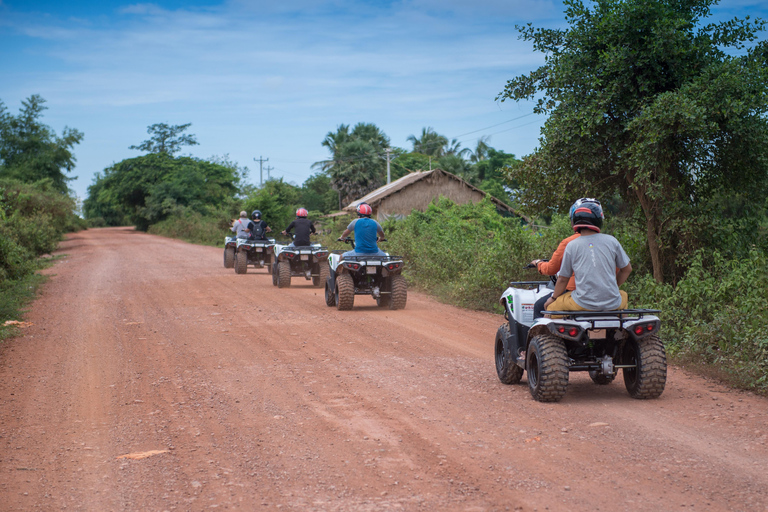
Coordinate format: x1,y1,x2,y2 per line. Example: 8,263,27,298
264,165,273,181
253,156,269,186
385,148,392,184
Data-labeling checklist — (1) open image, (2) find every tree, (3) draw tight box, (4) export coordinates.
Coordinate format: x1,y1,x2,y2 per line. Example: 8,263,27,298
498,0,768,282
407,127,448,157
129,123,198,155
83,153,239,230
313,122,391,208
0,95,83,193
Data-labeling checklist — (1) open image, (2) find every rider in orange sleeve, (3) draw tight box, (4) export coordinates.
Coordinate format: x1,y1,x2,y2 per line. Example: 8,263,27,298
530,233,580,317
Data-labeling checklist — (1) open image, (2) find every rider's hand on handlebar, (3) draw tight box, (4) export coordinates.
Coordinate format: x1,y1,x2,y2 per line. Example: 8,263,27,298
336,237,343,242
281,230,287,236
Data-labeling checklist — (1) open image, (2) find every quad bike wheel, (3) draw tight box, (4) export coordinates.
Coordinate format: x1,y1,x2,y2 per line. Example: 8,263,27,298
389,275,407,310
324,279,336,307
335,273,355,310
223,247,235,268
272,263,279,286
234,252,248,274
622,334,667,399
589,370,616,385
495,324,524,385
526,333,569,402
266,256,273,275
313,262,330,287
277,260,292,288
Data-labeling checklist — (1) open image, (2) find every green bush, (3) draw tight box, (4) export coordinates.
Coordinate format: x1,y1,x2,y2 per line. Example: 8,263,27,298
628,250,768,392
383,197,571,311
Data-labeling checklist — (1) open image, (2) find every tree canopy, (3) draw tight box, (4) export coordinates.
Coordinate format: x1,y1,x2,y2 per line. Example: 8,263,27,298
499,0,768,282
129,123,199,155
83,153,240,231
0,95,83,194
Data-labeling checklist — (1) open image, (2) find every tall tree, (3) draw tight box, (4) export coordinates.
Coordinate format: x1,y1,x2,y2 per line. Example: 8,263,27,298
407,127,448,157
498,0,768,282
129,123,198,155
0,95,83,193
314,123,390,208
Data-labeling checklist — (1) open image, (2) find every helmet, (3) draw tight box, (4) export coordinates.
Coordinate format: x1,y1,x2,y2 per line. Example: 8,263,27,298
252,210,262,220
239,210,247,218
356,203,373,217
569,198,603,233
296,208,308,218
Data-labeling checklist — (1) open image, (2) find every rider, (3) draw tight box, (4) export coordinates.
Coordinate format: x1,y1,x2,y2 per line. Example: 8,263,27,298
545,198,632,313
249,210,272,241
337,203,386,257
530,230,580,318
282,208,316,246
231,211,253,238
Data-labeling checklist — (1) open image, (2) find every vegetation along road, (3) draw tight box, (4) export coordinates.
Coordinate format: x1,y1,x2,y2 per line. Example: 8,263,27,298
1,227,767,511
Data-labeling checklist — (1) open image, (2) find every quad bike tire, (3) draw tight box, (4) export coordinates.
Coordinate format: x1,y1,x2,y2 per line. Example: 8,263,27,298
234,252,248,274
324,279,336,307
335,273,355,310
266,256,273,275
376,276,391,308
589,370,616,385
622,334,667,399
313,262,330,287
272,263,279,286
388,275,407,310
526,333,569,402
223,247,235,268
495,324,524,385
277,260,292,288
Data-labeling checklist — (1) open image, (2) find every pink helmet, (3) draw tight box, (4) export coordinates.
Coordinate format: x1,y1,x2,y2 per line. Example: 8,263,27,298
296,208,308,218
356,203,372,217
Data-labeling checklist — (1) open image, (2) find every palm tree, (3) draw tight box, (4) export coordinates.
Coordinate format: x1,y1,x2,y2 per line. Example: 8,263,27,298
312,124,351,172
469,136,491,163
407,127,448,157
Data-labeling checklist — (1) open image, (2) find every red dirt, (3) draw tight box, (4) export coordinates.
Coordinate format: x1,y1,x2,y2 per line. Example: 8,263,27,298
1,227,767,511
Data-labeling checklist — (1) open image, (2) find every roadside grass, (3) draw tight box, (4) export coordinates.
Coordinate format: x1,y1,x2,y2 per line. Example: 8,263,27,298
0,269,49,342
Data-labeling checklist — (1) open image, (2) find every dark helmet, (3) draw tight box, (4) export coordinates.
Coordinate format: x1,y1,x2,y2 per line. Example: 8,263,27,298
252,210,262,220
296,208,308,218
569,198,603,233
356,203,372,217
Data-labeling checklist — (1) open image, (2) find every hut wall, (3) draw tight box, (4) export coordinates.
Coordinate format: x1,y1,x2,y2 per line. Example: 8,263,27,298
377,172,485,219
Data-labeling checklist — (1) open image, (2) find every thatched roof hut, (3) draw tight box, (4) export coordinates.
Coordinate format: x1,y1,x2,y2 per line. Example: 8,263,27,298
342,169,527,222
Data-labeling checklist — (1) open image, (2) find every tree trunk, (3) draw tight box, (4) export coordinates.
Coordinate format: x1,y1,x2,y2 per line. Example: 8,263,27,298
631,175,665,283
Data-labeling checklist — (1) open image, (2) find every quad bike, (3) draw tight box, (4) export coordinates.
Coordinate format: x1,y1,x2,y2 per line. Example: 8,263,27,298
223,236,237,268
271,237,330,288
494,263,666,402
324,238,406,311
233,237,276,275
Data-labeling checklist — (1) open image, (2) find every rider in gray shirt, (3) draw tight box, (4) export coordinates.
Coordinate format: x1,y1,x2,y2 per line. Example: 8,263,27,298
545,198,632,312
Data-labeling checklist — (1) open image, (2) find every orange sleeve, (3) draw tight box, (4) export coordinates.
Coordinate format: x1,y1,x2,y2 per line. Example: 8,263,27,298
537,233,580,291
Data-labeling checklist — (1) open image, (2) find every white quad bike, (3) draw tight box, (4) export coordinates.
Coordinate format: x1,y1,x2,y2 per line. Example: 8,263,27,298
271,238,330,288
223,236,237,268
324,238,406,310
495,263,667,402
233,237,276,275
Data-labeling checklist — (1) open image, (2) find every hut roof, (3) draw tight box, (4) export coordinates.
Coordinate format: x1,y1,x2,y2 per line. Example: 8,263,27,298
343,169,527,220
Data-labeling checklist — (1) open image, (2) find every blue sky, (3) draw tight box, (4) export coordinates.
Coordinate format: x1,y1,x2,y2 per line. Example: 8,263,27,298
1,0,766,202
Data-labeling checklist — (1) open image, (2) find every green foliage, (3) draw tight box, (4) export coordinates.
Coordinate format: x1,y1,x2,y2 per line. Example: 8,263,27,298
243,177,300,233
83,153,241,231
298,172,336,214
384,197,565,310
129,123,198,155
0,95,84,193
628,250,768,392
499,0,768,283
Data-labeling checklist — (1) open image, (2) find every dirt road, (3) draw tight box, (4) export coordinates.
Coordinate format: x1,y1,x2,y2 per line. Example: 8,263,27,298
1,227,767,511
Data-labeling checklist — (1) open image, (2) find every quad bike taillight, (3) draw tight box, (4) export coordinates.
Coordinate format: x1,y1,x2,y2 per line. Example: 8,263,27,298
315,251,328,259
634,323,656,336
343,262,361,271
285,252,296,259
385,262,402,271
548,323,583,340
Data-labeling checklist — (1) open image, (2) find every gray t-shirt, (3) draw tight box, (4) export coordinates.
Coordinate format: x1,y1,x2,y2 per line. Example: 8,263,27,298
231,218,252,237
558,233,630,310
